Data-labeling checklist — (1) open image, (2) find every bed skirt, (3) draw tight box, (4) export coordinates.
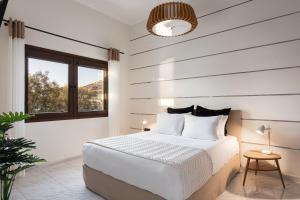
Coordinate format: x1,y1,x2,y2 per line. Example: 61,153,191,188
83,154,240,200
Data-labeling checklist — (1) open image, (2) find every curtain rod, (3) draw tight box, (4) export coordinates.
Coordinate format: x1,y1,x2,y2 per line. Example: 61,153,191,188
2,19,124,54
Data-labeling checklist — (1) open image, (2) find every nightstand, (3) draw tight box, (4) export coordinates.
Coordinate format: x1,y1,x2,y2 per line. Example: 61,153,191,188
243,150,285,188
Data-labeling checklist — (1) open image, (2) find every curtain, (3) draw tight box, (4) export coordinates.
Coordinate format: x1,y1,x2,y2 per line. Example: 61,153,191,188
108,48,121,136
7,18,26,138
108,48,120,61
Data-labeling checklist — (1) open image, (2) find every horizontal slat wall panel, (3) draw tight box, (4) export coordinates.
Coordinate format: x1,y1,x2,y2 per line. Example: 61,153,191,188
130,68,300,98
129,96,300,122
129,115,300,149
128,0,300,177
129,41,300,84
241,143,300,177
131,13,300,68
129,114,156,130
241,121,300,150
129,0,245,40
130,0,300,54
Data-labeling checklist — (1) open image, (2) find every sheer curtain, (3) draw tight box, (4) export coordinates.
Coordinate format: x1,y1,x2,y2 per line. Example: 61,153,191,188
108,48,120,136
7,19,26,138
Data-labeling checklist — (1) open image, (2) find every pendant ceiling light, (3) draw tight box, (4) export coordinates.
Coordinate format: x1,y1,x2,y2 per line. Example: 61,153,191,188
147,1,198,37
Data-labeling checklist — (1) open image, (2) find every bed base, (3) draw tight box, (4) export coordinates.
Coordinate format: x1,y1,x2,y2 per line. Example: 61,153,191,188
83,154,240,200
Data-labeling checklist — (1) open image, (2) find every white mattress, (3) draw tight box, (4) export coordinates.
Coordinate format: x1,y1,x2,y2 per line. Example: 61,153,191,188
82,132,239,200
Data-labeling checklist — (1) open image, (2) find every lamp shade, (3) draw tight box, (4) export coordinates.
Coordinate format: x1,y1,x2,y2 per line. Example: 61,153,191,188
147,2,198,37
256,125,266,135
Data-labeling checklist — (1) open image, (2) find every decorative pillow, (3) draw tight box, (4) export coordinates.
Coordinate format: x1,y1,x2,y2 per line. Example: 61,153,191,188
152,113,185,136
193,106,231,135
194,106,231,116
167,105,194,114
217,115,229,139
182,115,220,140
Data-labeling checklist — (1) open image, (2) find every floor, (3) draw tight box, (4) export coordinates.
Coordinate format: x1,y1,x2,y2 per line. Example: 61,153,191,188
11,157,300,200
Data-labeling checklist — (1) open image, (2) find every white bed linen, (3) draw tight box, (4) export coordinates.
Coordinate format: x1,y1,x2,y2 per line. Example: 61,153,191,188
82,132,239,200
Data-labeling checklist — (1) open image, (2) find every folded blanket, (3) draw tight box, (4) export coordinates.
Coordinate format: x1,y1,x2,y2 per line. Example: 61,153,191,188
88,135,213,199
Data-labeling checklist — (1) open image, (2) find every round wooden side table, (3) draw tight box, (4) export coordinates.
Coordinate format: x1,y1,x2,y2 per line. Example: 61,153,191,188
243,150,285,188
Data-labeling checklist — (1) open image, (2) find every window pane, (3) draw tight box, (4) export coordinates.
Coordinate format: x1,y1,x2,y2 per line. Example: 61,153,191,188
78,66,104,112
28,58,68,114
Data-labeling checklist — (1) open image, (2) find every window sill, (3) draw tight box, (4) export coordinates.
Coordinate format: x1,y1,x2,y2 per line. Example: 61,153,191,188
25,113,108,123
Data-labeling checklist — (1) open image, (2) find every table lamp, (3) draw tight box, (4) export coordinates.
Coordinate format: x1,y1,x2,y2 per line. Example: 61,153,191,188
256,125,272,154
142,120,148,131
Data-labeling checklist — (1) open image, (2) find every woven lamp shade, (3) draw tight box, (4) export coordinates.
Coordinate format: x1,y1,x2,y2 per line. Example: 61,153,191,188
147,2,198,37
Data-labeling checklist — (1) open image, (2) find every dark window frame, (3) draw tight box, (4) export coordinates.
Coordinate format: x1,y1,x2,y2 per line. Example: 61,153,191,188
25,45,108,123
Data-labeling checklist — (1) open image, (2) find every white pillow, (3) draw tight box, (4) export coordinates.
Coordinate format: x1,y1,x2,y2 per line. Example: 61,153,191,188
182,115,220,140
153,113,184,136
217,115,229,139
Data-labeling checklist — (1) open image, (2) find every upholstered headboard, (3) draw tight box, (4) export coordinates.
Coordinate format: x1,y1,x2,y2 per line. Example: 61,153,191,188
226,110,242,142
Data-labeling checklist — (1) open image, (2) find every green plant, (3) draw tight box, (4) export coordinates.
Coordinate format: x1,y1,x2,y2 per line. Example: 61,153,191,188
0,112,45,200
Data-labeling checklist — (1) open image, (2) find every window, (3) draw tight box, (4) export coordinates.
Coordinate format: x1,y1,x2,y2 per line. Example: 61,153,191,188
78,66,104,112
25,45,108,122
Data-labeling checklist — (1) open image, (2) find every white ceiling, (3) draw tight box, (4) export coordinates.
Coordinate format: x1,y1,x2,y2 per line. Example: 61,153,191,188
73,0,191,26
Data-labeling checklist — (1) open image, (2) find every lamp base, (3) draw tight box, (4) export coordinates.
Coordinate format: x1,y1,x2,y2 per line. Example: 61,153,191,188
261,149,272,154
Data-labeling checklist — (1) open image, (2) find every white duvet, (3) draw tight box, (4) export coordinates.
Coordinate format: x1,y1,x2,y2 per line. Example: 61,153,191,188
82,132,239,200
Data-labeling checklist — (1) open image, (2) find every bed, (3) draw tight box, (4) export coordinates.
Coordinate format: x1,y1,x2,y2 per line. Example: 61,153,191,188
82,111,241,200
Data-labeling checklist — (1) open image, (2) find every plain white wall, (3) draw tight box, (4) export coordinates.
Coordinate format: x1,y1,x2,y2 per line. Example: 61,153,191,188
128,0,300,177
0,0,130,162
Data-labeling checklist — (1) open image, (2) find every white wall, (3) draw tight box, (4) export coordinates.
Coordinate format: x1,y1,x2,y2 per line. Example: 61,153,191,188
1,0,300,177
0,0,130,162
128,0,300,177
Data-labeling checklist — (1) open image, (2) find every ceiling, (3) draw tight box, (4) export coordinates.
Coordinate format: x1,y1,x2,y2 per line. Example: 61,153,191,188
73,0,191,26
